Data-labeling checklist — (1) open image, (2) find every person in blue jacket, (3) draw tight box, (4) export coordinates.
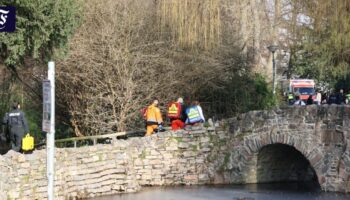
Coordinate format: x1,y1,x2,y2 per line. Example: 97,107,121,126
185,101,205,125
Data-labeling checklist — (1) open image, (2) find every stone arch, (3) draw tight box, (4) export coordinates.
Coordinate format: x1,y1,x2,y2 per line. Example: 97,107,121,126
225,106,349,191
257,143,319,184
237,132,324,186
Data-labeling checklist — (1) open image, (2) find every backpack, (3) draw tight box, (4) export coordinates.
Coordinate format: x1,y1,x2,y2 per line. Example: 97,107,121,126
167,102,181,119
186,106,202,123
22,133,34,151
140,107,147,120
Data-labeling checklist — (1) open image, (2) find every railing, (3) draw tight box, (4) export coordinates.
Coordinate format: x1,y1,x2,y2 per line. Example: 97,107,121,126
12,127,172,151
2,125,213,153
54,130,145,148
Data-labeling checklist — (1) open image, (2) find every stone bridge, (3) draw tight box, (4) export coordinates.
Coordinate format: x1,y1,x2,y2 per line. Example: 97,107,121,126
1,105,350,199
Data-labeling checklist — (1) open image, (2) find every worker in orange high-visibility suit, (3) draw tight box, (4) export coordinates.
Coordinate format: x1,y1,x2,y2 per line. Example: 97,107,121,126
145,99,163,136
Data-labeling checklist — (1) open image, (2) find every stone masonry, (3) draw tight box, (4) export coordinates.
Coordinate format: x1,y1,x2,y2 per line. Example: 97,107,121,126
0,105,350,199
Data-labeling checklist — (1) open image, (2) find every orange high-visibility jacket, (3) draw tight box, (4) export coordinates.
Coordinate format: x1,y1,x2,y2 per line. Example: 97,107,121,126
146,104,163,124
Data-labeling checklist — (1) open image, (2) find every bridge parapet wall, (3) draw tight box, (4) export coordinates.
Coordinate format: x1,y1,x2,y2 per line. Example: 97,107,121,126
1,128,232,200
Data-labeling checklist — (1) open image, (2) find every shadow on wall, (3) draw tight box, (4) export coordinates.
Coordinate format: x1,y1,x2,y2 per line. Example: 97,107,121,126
257,143,319,187
0,140,10,155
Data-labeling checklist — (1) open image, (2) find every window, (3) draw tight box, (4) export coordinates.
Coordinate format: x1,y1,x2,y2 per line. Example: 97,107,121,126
294,87,315,95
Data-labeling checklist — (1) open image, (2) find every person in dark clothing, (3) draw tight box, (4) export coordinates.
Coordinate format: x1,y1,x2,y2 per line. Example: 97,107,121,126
321,92,328,104
336,89,346,105
328,93,337,105
294,95,306,106
2,102,29,152
306,95,314,105
180,99,188,123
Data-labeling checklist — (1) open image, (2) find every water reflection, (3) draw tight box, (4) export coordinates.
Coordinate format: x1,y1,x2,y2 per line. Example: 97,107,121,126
91,182,350,200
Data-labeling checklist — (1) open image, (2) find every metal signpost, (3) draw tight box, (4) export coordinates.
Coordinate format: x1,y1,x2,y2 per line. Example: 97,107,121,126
43,61,55,200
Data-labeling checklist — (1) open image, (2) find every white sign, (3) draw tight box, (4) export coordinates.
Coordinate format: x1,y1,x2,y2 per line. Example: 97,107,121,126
42,80,51,132
0,9,9,29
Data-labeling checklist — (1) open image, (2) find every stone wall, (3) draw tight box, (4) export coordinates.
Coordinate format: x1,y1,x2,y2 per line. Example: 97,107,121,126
1,105,350,199
0,128,231,200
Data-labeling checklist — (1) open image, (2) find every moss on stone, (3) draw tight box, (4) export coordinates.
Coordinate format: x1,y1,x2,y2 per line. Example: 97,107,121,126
223,153,230,165
219,153,231,171
22,175,30,184
174,137,183,143
139,150,147,159
219,139,226,146
210,135,227,148
207,151,218,162
209,135,215,142
191,145,198,151
98,153,103,161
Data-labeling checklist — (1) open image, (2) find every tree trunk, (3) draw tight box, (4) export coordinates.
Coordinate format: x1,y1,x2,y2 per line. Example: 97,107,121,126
239,0,249,57
250,0,261,68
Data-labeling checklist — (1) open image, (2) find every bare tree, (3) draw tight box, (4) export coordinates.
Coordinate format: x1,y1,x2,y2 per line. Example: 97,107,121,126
57,0,255,136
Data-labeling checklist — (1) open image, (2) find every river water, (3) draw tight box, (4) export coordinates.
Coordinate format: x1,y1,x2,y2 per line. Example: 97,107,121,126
92,182,350,200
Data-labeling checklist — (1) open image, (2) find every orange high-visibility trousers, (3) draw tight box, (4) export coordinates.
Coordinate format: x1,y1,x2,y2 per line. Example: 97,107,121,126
146,125,158,136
